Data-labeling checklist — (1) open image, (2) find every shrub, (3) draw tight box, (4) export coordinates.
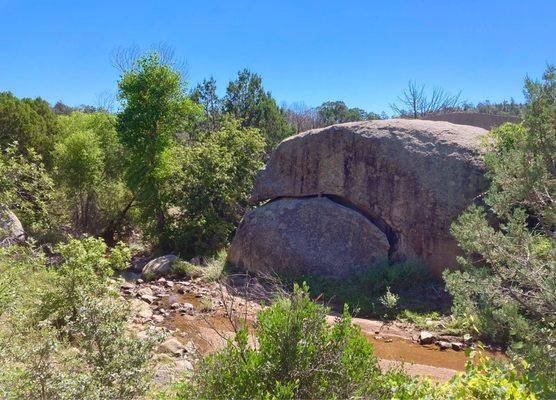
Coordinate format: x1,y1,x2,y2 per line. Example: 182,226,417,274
54,112,133,236
177,283,383,399
171,250,227,282
444,66,555,386
0,143,56,239
39,237,130,323
0,239,158,400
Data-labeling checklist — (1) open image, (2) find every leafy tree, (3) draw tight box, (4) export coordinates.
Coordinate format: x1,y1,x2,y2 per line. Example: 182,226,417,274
224,69,294,152
444,65,555,391
117,52,203,240
164,117,265,257
0,92,61,164
316,100,380,126
54,112,131,236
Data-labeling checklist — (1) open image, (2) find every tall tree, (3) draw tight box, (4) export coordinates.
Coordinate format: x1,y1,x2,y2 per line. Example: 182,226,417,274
191,77,221,131
117,52,203,238
223,69,294,152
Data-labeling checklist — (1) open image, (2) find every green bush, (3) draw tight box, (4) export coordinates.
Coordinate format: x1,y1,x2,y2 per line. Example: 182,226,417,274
163,117,265,257
54,111,133,236
171,250,227,282
0,239,159,400
0,143,57,239
177,283,384,399
444,66,555,387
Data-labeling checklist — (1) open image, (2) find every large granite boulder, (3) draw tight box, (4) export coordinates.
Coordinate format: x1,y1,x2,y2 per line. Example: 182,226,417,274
0,206,25,247
227,197,389,278
230,119,488,277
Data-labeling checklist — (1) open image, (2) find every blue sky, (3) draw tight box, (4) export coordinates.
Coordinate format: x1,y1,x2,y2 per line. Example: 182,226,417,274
1,0,554,114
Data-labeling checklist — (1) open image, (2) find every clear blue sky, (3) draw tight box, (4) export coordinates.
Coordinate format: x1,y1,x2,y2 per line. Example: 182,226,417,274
1,0,554,114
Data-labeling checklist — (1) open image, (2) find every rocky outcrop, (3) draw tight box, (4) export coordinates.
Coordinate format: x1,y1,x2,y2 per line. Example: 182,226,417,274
227,197,389,278
0,206,25,247
230,119,488,277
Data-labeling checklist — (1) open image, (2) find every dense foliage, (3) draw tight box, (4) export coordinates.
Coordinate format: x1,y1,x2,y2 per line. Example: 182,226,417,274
0,239,159,400
444,66,555,393
163,117,265,256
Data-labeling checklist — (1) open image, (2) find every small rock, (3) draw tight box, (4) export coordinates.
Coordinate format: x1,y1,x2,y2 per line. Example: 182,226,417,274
153,315,164,323
137,279,144,284
437,341,451,351
121,282,135,290
419,331,436,345
174,359,193,372
374,335,383,340
177,287,186,294
137,287,153,297
159,337,186,356
165,280,174,288
170,302,181,309
184,341,197,354
452,342,464,351
130,299,153,321
180,302,195,315
141,294,158,304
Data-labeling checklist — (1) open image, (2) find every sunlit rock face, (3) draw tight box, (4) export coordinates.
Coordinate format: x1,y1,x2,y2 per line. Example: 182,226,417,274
230,119,488,278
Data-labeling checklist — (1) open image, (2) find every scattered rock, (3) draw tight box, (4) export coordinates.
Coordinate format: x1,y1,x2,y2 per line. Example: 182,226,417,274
180,302,195,315
142,255,178,279
159,337,186,356
0,206,25,247
451,342,464,351
137,287,153,297
140,294,158,304
419,331,436,345
437,341,451,351
130,299,153,321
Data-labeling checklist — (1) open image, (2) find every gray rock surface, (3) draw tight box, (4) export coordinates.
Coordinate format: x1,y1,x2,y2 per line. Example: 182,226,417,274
239,119,488,276
142,255,178,279
228,197,389,278
0,206,25,247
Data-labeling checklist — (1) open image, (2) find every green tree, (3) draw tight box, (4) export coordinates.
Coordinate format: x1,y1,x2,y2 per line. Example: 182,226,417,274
444,66,555,392
316,100,379,126
117,52,203,240
54,112,131,236
0,92,61,165
164,117,265,257
191,76,221,131
224,69,294,152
